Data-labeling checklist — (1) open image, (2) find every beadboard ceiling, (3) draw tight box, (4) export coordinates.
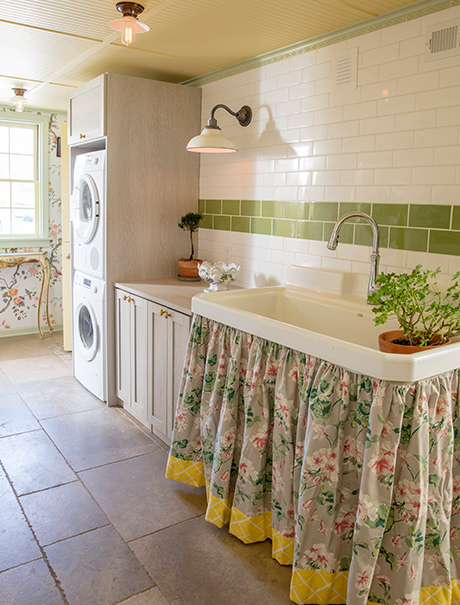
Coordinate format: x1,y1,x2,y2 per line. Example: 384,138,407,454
1,0,430,112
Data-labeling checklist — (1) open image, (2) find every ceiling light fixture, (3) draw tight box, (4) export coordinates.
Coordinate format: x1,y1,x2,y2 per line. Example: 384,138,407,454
109,2,149,46
10,88,30,112
186,104,252,153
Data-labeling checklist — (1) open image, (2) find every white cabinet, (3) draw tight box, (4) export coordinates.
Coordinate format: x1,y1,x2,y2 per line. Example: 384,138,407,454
115,286,191,444
68,74,201,408
147,301,191,445
115,289,148,426
68,75,105,145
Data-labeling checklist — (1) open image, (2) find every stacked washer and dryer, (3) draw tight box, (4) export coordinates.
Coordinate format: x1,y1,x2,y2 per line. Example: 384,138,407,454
71,151,107,401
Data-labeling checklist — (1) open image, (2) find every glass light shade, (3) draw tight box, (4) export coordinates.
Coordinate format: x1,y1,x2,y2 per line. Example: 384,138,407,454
109,16,149,46
9,91,30,113
186,127,238,153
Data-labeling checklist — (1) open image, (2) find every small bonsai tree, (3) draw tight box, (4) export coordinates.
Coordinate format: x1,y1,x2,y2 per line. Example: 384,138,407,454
178,212,203,261
368,264,460,346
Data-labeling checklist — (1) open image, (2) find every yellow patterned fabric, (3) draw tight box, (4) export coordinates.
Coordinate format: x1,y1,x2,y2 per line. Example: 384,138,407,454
290,569,348,604
166,316,460,605
165,454,205,487
229,508,272,544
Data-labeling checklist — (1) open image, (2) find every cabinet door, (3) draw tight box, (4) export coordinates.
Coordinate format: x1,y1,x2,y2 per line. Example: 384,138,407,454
115,289,131,404
129,294,148,425
148,302,191,445
168,310,191,442
68,75,105,145
115,289,148,426
148,301,168,440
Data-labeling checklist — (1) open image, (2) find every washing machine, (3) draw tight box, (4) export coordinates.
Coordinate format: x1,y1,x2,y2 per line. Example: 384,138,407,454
71,151,106,279
73,271,107,401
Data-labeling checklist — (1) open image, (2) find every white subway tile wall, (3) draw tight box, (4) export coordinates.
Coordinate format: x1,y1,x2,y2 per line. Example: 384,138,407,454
197,5,460,289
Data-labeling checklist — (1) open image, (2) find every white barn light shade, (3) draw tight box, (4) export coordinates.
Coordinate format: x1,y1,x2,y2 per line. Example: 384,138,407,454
186,128,238,153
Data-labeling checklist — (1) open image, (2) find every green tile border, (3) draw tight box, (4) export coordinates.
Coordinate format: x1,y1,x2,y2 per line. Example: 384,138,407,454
198,200,460,256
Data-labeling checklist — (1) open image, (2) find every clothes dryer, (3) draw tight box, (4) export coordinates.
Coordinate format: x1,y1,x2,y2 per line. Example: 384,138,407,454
73,271,106,401
71,151,106,278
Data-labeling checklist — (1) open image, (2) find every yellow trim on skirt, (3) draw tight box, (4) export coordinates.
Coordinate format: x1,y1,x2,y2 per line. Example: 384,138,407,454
166,456,460,605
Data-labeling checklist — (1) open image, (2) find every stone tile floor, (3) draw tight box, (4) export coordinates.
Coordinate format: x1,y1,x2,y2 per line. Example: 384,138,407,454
0,333,293,605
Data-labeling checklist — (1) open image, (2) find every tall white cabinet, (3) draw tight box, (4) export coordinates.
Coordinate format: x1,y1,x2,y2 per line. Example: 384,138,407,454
68,73,201,407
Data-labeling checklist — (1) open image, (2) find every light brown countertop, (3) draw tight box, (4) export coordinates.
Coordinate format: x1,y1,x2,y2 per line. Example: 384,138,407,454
115,278,209,315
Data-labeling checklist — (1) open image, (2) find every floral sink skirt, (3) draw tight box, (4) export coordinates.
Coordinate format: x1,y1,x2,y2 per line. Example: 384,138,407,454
166,315,460,605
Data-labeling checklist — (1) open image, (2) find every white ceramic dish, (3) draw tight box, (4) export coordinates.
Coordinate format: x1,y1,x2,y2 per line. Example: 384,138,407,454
198,262,240,292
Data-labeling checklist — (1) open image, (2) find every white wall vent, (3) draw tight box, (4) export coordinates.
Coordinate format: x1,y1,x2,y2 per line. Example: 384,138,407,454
425,19,460,61
332,48,358,93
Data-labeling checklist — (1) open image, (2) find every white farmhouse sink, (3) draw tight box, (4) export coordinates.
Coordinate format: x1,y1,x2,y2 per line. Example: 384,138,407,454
192,266,460,383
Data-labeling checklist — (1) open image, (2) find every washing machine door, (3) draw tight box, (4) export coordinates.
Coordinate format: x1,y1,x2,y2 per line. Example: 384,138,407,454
73,173,100,244
76,299,98,361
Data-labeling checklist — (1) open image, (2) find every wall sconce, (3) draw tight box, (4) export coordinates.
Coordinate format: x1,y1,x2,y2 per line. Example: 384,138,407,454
109,2,149,46
186,104,253,153
10,88,30,112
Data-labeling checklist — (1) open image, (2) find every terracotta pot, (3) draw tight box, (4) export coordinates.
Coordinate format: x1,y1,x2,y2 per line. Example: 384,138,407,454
378,330,451,354
177,259,202,279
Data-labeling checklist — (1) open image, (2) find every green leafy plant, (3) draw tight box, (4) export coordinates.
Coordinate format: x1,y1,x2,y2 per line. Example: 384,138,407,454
178,212,203,260
367,264,460,347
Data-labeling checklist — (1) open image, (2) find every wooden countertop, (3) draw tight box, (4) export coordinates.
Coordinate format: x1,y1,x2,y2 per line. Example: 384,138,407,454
115,278,209,315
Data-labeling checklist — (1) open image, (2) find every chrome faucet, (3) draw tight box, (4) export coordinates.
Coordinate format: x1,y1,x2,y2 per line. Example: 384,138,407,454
327,212,380,301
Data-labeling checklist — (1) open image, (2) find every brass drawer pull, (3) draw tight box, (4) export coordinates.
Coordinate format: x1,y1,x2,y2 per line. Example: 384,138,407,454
80,133,86,139
159,309,171,318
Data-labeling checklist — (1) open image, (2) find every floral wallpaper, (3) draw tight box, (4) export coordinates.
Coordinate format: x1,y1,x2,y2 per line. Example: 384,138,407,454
0,110,65,335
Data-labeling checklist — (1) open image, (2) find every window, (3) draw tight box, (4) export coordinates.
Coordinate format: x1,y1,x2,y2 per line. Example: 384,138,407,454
0,113,49,247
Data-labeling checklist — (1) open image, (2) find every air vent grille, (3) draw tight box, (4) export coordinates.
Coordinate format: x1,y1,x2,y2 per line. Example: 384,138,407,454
332,48,357,93
425,19,460,61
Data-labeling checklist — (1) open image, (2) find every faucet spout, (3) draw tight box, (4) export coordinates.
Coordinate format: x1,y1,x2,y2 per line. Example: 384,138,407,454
327,211,380,301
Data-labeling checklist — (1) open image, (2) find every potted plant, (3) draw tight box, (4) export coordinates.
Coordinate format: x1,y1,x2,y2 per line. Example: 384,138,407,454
368,264,460,354
177,212,203,279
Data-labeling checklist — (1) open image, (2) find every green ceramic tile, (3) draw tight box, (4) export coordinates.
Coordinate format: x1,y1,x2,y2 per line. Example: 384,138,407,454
324,222,353,244
310,202,338,222
355,224,389,248
251,217,272,235
285,201,309,220
452,206,460,230
273,219,296,238
262,200,284,219
389,227,428,252
198,199,205,213
241,200,261,217
200,214,213,229
214,215,231,231
338,202,371,218
231,216,250,233
223,200,240,215
297,221,323,241
429,230,460,255
205,199,222,214
372,204,408,226
409,204,451,229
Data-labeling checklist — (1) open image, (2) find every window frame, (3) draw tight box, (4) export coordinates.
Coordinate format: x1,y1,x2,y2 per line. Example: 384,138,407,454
0,112,49,248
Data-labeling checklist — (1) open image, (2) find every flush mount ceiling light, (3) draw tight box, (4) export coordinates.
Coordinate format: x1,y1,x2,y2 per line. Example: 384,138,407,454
186,104,252,153
9,88,30,112
109,2,149,46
